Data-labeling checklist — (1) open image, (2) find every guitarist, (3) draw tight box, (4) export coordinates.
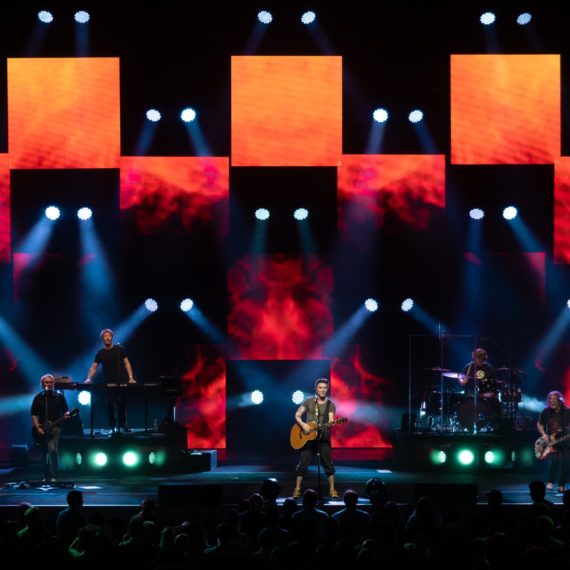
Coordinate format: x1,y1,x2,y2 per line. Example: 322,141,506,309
292,378,339,500
31,374,70,482
537,390,570,494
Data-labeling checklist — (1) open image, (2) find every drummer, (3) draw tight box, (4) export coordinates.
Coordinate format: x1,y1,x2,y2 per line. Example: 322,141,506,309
459,348,498,401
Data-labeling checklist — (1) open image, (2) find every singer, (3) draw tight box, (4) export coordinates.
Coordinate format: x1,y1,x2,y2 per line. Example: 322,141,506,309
292,378,339,499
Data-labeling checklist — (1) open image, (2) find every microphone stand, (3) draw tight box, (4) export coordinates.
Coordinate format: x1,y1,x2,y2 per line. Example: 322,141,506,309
315,397,323,504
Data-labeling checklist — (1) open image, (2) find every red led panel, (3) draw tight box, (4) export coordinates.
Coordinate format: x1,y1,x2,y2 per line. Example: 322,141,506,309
178,346,226,449
231,56,342,167
120,156,229,236
0,155,9,263
338,154,445,232
451,55,560,164
554,158,570,264
228,255,333,360
331,346,392,448
8,58,120,169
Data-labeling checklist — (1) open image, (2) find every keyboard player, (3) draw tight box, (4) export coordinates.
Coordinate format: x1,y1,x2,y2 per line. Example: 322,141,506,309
84,328,136,435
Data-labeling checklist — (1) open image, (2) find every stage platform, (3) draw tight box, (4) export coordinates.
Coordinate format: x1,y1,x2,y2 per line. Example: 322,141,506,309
0,430,557,533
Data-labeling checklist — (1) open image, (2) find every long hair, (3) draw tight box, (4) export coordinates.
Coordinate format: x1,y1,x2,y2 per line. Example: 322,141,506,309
546,390,564,405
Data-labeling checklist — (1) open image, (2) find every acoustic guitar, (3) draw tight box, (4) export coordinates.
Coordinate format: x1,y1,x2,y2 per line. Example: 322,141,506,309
290,417,348,450
32,408,80,444
534,432,570,460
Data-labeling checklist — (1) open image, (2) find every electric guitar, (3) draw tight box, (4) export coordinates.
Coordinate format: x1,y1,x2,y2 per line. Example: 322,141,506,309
534,432,570,460
32,408,80,444
290,417,348,450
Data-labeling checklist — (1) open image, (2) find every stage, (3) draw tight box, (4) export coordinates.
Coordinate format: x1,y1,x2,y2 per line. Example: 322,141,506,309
0,426,558,533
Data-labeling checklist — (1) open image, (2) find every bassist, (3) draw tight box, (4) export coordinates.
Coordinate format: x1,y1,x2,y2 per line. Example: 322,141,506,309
31,374,70,482
292,378,339,500
537,390,570,494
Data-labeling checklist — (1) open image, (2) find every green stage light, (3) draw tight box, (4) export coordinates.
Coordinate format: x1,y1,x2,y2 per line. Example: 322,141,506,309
484,449,505,466
430,449,447,464
122,451,140,468
90,451,108,468
76,452,83,466
148,450,167,467
457,449,475,466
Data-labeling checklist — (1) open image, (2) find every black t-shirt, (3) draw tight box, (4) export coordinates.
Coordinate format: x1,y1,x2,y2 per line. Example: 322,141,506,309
538,405,570,439
461,361,497,395
302,397,337,440
31,391,69,423
94,344,128,383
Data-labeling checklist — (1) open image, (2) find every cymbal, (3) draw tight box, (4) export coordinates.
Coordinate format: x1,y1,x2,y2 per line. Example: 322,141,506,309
496,367,511,371
424,367,451,372
442,371,466,379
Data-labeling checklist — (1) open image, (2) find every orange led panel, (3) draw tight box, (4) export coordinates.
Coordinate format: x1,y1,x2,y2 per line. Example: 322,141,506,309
8,58,120,169
451,55,560,164
232,56,342,167
554,158,570,264
0,154,9,263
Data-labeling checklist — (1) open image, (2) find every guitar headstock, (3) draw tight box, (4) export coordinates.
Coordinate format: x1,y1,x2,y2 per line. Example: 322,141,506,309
336,417,348,424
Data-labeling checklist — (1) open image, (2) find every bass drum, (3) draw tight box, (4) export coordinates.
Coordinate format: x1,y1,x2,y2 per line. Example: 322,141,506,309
457,397,492,429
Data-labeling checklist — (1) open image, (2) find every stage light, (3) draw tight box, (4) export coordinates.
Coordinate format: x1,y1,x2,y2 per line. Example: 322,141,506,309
180,298,194,312
255,208,270,221
373,108,389,123
75,453,83,466
503,206,518,220
251,390,264,405
480,12,496,25
469,208,485,220
258,11,273,24
38,11,54,23
293,208,309,220
146,109,161,122
457,449,475,466
260,477,282,503
74,10,90,23
408,109,424,123
566,300,570,309
430,449,447,465
365,478,388,505
91,452,108,467
180,108,197,123
483,448,505,466
77,391,91,406
300,11,316,25
77,207,92,220
292,390,305,405
144,298,158,312
45,206,61,220
122,451,141,468
364,298,379,312
148,450,167,467
401,298,414,312
517,13,532,25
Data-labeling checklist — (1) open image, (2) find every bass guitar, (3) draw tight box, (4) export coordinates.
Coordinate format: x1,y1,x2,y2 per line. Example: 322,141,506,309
534,432,570,460
32,408,80,444
290,417,348,450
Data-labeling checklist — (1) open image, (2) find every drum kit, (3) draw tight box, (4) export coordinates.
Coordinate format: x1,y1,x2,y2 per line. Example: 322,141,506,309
419,366,524,433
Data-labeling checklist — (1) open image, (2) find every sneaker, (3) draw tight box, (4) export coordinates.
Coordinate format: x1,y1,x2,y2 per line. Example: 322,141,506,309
329,489,340,499
50,478,57,483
